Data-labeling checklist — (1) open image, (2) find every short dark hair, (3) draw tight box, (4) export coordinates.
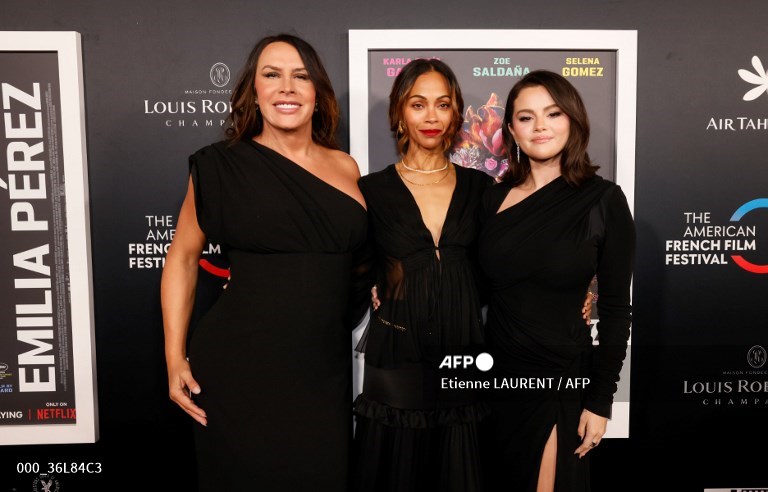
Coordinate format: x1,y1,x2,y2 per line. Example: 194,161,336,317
388,59,464,156
226,33,339,149
501,70,598,186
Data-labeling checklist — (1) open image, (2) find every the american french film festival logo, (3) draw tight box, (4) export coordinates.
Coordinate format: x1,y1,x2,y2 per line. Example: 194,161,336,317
665,200,767,274
128,214,224,276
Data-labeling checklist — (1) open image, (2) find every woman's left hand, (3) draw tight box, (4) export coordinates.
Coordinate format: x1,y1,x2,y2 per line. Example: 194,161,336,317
574,409,607,458
371,286,381,311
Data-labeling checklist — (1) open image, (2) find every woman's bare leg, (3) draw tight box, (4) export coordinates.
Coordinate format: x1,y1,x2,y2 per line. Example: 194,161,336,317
536,425,557,492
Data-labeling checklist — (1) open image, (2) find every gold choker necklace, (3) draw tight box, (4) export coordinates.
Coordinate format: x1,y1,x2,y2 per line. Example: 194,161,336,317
400,158,450,174
396,164,451,186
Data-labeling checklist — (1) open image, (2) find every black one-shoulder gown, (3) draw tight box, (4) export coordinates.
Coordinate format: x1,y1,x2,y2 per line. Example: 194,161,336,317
478,176,634,492
187,140,368,491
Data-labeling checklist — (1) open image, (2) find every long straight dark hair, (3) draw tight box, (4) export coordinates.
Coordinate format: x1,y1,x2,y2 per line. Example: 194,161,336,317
226,33,340,149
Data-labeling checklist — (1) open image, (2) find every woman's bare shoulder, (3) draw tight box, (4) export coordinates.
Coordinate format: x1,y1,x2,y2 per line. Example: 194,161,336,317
323,147,362,179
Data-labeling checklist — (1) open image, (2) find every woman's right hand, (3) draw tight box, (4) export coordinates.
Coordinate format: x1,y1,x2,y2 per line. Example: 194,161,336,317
167,357,207,426
582,291,595,325
371,285,381,311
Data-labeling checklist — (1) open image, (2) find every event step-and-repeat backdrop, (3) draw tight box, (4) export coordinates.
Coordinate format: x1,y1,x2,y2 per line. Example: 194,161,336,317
1,3,767,489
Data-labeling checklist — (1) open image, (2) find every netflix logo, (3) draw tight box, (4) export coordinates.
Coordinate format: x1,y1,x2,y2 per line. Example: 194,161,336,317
35,407,76,420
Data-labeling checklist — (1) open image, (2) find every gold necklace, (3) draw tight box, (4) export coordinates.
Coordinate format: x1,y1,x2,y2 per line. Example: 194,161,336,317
396,163,452,186
400,158,450,174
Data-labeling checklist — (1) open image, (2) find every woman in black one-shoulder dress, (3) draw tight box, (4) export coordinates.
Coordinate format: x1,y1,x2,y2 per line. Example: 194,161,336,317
161,35,370,491
478,71,634,492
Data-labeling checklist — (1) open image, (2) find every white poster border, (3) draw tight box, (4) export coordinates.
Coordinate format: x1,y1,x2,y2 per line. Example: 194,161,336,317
348,29,637,438
0,31,98,444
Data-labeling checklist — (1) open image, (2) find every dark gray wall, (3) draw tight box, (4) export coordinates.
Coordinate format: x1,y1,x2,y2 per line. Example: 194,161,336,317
2,1,768,490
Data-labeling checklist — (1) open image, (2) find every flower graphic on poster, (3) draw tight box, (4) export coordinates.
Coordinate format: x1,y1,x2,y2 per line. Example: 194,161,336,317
738,55,768,101
450,93,509,179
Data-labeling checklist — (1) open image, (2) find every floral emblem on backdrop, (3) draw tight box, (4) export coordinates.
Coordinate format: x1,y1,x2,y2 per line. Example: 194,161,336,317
738,55,768,101
450,93,509,179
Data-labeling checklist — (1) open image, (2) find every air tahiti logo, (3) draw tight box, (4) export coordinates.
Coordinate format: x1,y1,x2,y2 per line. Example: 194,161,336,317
706,55,768,131
738,55,768,101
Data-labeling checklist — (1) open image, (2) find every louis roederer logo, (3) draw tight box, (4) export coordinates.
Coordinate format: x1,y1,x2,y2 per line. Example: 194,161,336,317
739,55,768,101
210,62,231,88
747,345,767,369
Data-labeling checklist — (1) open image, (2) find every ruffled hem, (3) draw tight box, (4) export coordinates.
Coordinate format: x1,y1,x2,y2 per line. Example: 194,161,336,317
353,394,490,429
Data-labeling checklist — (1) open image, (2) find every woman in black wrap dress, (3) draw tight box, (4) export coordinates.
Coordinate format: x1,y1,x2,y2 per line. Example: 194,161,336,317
161,35,370,491
478,71,634,492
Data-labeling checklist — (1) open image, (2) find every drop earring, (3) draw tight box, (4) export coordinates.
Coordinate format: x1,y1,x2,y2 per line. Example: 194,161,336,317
516,143,520,164
314,102,319,113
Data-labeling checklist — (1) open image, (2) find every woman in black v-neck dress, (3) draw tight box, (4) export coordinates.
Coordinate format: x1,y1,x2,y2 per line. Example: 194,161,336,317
161,35,370,491
352,59,492,492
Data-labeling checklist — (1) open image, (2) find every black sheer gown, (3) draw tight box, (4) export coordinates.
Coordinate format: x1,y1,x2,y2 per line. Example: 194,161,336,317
186,139,369,492
478,176,634,492
353,164,493,492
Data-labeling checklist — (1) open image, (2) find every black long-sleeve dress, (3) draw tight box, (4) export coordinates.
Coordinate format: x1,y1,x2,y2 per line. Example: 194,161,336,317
477,175,634,492
187,139,369,491
353,164,493,492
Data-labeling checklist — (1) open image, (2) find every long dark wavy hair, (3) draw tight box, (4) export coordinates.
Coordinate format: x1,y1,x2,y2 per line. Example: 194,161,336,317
501,70,598,186
225,33,339,149
388,59,464,156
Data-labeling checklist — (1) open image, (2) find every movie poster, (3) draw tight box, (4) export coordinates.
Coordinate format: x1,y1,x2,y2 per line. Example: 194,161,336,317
0,32,96,445
0,50,76,425
349,30,637,438
367,49,616,180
